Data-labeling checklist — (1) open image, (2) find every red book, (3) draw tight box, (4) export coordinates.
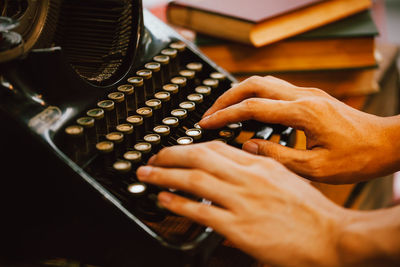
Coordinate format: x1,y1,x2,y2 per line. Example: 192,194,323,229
167,0,372,47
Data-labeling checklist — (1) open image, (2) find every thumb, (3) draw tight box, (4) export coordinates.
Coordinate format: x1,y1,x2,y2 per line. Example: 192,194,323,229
243,139,317,177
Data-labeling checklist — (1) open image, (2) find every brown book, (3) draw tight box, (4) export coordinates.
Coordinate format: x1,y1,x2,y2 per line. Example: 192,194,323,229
166,0,372,47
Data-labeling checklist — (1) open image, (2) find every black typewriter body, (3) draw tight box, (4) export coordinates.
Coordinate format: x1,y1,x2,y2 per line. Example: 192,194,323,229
0,1,295,266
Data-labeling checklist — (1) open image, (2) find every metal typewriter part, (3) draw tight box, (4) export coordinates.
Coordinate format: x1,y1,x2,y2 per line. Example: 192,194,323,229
0,1,295,266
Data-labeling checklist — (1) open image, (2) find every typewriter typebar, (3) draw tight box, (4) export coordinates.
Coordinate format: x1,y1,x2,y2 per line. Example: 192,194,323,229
0,0,295,266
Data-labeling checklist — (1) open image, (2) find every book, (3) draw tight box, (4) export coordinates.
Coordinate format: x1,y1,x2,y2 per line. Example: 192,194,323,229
166,0,372,47
196,11,379,74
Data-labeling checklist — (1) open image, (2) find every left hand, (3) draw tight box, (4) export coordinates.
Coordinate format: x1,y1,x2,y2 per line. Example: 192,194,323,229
136,141,344,266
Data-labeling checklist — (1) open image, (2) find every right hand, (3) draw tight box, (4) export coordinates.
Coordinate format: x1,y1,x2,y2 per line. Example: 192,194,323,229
199,76,400,184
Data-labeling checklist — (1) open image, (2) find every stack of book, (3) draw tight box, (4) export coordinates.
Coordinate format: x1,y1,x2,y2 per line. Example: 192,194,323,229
165,0,380,99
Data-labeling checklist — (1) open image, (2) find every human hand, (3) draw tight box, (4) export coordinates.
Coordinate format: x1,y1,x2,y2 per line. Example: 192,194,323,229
136,141,343,266
199,76,399,184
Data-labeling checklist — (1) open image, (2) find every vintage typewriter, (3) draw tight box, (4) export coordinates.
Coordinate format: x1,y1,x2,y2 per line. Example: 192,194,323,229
0,0,295,266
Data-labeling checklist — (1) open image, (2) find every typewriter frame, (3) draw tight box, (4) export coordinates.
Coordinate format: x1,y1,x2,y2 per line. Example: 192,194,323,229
0,1,241,266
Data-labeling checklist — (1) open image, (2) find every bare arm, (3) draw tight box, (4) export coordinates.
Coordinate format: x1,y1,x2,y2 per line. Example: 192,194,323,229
137,142,400,266
198,75,400,184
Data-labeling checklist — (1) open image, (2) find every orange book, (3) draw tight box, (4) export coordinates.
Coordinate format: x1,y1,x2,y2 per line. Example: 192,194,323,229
167,0,372,47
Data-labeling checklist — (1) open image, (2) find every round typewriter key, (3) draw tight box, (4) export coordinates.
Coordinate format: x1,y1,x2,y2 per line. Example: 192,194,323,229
177,136,193,145
186,62,203,74
87,108,107,137
113,160,132,181
171,108,187,121
134,142,152,162
97,99,117,131
126,115,144,140
185,128,202,142
153,55,170,83
179,69,196,89
153,125,171,145
169,41,186,52
162,83,179,107
144,133,161,153
162,117,179,136
145,99,162,124
123,150,142,170
195,85,212,97
137,69,155,100
106,131,125,157
171,76,187,102
145,62,162,90
127,76,145,107
194,122,202,129
118,84,136,113
179,101,198,123
154,91,171,117
136,107,153,133
76,116,96,153
116,123,134,149
226,122,243,137
219,129,235,143
213,138,227,143
187,93,203,104
127,182,147,197
210,72,226,81
64,125,86,164
108,91,127,123
203,78,219,89
161,48,178,75
96,140,115,169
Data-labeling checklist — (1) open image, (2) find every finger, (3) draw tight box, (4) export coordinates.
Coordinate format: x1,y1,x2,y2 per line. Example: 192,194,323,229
243,139,323,178
157,191,234,234
200,98,304,129
137,166,239,209
201,141,262,166
149,144,245,184
203,75,300,118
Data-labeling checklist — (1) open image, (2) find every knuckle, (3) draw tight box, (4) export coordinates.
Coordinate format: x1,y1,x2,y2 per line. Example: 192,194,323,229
205,140,226,150
186,145,209,162
186,170,206,188
241,98,259,117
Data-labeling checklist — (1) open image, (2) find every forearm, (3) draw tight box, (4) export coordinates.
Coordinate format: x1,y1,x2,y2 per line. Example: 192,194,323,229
337,205,400,266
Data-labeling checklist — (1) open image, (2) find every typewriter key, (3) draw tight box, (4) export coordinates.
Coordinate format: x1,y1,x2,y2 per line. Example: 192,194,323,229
153,55,170,84
126,115,144,140
162,84,179,108
169,41,186,52
96,141,115,169
87,108,107,137
64,125,86,164
162,117,179,136
186,62,203,74
76,116,97,153
127,76,145,108
179,101,200,124
154,91,171,118
134,142,152,163
145,62,162,91
127,182,147,197
171,76,187,103
161,48,178,75
226,122,243,137
113,160,132,182
97,99,117,131
136,69,155,100
153,125,171,145
179,69,196,90
210,72,226,81
136,107,153,133
106,132,125,157
145,99,162,124
116,123,134,149
108,92,127,123
144,133,161,153
185,128,202,142
117,84,136,113
177,136,193,145
123,150,142,170
202,78,219,89
218,129,235,144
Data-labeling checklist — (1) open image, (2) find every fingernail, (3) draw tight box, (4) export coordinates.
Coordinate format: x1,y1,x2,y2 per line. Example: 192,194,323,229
148,155,156,165
137,166,152,180
243,141,258,155
158,192,172,205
